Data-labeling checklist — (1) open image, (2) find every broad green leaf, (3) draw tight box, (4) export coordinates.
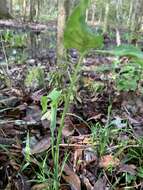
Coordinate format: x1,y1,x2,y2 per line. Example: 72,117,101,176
97,45,143,67
108,45,143,59
112,45,143,67
64,0,103,53
47,89,61,104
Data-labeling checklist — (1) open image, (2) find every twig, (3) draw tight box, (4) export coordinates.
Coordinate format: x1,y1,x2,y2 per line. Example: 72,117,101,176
59,143,92,148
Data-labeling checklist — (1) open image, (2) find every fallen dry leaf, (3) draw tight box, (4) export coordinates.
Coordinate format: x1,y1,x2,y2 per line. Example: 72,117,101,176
31,183,49,190
99,155,120,169
81,176,93,190
93,177,107,190
74,123,89,135
73,149,83,172
29,135,51,154
63,164,81,190
62,116,75,137
84,147,98,164
118,164,136,175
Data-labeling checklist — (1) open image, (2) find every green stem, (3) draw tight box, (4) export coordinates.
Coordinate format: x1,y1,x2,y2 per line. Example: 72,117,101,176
53,52,86,190
50,104,57,159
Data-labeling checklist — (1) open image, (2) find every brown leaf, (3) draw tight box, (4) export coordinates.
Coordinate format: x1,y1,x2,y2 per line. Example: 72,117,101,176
31,183,49,190
30,135,51,154
84,148,98,165
93,177,107,190
74,123,89,135
0,96,20,108
118,164,136,175
31,89,45,102
24,105,42,122
73,149,83,172
81,176,93,190
11,174,31,190
87,114,102,121
62,116,75,137
99,155,120,169
63,164,81,190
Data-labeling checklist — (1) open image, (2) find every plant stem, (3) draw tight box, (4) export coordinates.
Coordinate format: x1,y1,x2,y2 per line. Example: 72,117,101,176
53,52,86,190
50,104,58,159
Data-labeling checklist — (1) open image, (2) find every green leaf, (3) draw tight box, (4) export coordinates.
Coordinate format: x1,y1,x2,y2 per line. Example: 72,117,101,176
116,64,140,91
41,110,51,121
64,0,103,53
109,45,143,59
98,45,143,67
138,167,143,178
41,96,48,113
47,89,61,104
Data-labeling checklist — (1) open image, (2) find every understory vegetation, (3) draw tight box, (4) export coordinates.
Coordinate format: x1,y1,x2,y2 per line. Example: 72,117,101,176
1,0,143,190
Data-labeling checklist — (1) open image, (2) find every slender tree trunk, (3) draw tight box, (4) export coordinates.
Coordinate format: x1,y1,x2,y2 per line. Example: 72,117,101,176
64,0,72,21
57,0,76,60
23,0,27,21
127,0,133,28
130,0,143,45
10,0,13,15
35,0,40,22
103,0,109,33
115,0,122,45
30,0,36,22
57,0,66,60
130,0,143,32
116,28,121,46
91,4,96,25
0,0,13,19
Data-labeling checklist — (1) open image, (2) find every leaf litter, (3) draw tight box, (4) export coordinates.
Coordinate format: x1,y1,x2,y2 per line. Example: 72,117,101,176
1,28,143,190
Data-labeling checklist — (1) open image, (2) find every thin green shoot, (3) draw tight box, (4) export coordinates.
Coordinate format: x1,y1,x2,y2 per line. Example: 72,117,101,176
54,52,87,190
25,131,31,162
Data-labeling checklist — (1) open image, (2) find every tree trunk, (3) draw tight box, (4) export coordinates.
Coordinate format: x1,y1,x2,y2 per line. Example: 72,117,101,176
10,0,13,15
132,0,143,32
57,0,77,60
0,0,13,19
103,0,109,33
35,0,41,22
29,0,36,22
57,0,66,60
23,0,27,21
127,0,133,28
116,28,121,46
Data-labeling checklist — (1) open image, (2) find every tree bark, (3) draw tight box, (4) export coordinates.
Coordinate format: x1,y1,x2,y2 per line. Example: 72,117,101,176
0,0,13,19
131,0,143,32
57,0,66,60
29,0,36,22
57,0,77,60
127,0,133,28
103,0,110,33
10,0,13,15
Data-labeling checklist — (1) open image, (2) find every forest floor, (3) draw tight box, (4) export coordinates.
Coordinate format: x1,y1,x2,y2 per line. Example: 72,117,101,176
0,21,143,190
